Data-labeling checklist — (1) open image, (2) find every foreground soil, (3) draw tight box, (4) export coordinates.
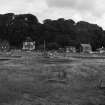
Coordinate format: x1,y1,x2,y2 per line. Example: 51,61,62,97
0,52,105,105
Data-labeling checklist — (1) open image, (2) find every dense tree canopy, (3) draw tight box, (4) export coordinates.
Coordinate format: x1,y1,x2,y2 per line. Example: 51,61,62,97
0,13,104,50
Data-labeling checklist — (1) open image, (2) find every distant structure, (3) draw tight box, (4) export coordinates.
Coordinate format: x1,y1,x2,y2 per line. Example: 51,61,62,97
58,48,65,53
65,46,76,53
80,44,92,53
22,37,35,51
0,40,10,52
97,46,105,53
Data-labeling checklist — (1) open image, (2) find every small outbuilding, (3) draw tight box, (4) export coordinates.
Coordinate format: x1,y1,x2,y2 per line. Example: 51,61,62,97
65,46,76,53
97,46,105,53
22,37,35,51
80,44,92,53
0,40,10,52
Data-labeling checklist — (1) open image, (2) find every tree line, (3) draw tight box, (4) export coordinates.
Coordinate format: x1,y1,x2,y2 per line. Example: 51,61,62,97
0,13,104,51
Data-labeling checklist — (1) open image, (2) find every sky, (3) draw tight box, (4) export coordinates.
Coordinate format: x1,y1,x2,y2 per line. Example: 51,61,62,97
0,0,105,29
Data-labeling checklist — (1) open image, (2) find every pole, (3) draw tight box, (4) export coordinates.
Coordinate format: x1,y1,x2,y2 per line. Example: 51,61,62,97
44,40,46,52
43,40,48,57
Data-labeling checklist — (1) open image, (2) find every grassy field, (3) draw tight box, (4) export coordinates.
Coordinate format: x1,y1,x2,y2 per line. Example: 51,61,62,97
0,52,105,105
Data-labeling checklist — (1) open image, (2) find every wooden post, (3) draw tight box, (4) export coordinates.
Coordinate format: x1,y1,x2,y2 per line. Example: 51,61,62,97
44,40,46,52
43,40,47,57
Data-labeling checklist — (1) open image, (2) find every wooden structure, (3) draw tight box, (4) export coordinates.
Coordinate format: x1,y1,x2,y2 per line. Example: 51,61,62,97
22,37,35,51
97,46,105,53
65,46,76,53
80,44,92,53
0,40,10,52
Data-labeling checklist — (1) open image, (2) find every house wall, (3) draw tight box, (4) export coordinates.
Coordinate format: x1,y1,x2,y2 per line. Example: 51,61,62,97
83,46,91,53
80,44,92,53
0,41,10,52
23,41,35,51
66,47,76,53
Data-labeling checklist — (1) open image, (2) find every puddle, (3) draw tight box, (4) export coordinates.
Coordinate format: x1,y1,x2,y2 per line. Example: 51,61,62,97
38,58,74,64
0,59,10,61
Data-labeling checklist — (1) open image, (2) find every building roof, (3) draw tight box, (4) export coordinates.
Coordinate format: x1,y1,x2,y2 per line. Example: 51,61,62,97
80,44,91,48
65,46,76,48
25,37,33,42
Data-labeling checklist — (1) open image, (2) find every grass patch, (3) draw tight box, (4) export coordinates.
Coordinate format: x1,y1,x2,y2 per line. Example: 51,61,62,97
0,54,105,105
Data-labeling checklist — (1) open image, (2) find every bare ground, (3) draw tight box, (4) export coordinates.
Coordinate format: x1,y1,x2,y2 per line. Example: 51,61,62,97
0,53,105,105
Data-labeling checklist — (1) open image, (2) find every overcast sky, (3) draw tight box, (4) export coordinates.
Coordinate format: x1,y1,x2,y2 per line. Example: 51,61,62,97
0,0,105,29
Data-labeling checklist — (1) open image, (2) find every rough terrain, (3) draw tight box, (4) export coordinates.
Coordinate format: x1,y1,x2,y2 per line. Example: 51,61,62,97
0,52,105,105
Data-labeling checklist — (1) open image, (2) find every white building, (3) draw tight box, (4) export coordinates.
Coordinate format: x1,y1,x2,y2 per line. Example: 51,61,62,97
22,37,35,51
65,46,76,53
97,46,105,53
80,44,92,53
